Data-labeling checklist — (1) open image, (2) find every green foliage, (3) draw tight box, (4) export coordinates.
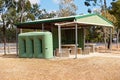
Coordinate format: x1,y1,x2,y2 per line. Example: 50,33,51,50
0,0,56,43
85,27,104,43
0,27,16,43
6,28,16,42
109,0,120,29
29,4,41,19
39,9,56,19
84,0,107,13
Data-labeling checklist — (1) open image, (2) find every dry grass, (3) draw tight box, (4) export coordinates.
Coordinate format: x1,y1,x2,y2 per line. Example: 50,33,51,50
0,54,120,80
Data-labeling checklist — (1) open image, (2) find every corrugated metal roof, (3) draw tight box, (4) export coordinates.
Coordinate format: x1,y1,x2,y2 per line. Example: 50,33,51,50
15,14,114,28
76,14,113,27
15,15,75,26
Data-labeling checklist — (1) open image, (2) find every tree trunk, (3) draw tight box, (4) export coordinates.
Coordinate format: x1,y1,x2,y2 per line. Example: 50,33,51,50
20,0,25,33
107,28,112,50
104,36,107,50
104,28,107,50
117,29,120,48
107,37,110,49
103,0,107,10
2,19,6,55
103,0,107,18
20,0,24,23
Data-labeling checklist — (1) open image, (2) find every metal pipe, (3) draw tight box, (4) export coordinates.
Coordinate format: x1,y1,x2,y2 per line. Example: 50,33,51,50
83,28,86,50
58,25,62,57
75,24,78,58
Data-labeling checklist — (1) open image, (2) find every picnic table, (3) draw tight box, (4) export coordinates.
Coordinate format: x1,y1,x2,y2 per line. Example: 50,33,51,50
85,43,96,53
61,44,76,49
61,44,82,54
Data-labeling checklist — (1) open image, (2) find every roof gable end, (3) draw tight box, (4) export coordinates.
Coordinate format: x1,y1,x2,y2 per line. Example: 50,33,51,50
75,14,113,27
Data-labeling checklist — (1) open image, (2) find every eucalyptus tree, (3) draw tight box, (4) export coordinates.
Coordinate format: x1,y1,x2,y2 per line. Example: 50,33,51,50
0,0,36,54
109,0,120,48
84,0,116,49
58,0,77,17
0,0,57,54
84,0,107,13
0,0,17,54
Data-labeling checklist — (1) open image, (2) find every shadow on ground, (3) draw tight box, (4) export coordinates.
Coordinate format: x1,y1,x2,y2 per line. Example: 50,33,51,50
0,54,18,58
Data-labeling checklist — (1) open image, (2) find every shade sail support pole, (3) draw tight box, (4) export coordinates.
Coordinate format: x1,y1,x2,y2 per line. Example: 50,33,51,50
75,23,78,59
58,25,62,57
83,28,86,50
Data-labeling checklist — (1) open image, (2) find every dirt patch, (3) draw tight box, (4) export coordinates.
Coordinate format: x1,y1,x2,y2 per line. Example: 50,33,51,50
0,43,120,80
0,54,120,80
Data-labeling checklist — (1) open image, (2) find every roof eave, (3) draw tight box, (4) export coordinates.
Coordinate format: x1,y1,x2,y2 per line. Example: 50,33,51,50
15,16,76,27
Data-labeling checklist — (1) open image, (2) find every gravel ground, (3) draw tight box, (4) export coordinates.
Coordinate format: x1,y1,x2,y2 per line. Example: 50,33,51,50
0,53,120,80
0,43,120,80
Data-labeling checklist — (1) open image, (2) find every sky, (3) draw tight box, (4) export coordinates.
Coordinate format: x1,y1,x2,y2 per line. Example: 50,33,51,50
29,0,114,14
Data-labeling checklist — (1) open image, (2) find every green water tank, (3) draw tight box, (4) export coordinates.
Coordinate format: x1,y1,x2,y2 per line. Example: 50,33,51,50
18,32,53,59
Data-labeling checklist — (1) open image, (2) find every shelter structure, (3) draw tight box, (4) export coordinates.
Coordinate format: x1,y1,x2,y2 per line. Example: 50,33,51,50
15,14,114,58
